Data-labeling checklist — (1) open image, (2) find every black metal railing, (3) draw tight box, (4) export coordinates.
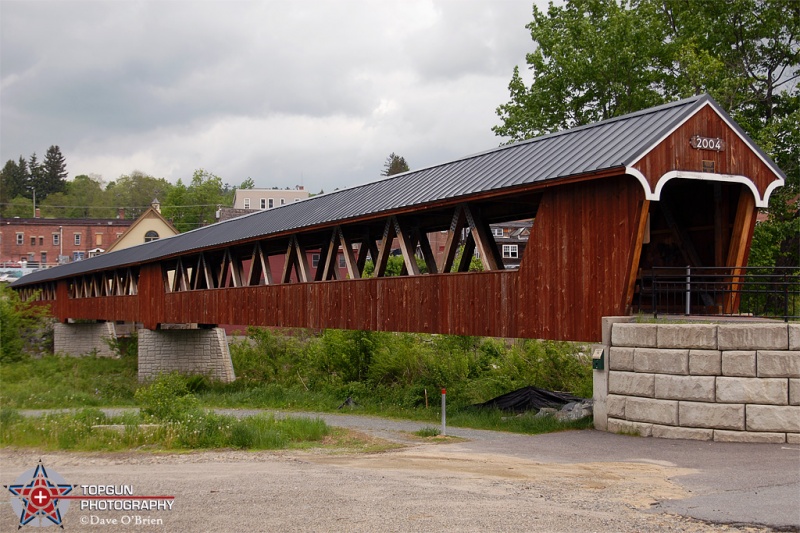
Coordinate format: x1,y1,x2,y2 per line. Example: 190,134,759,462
640,266,799,321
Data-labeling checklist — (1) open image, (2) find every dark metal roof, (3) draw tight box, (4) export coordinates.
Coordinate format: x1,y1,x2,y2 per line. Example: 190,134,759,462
11,94,774,287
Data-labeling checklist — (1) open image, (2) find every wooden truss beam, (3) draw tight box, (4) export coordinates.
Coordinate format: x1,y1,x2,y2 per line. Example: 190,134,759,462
373,218,397,277
282,236,310,283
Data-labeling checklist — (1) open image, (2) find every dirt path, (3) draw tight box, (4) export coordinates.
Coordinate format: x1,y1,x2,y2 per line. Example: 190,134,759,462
0,440,764,532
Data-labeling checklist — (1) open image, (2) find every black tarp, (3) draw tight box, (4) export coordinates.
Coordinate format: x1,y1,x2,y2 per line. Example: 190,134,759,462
472,386,584,413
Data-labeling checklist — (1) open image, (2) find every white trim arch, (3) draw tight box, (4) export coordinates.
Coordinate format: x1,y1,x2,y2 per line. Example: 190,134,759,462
625,168,782,208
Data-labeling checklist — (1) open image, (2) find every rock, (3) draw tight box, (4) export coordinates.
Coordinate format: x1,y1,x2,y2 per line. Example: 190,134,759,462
554,400,594,421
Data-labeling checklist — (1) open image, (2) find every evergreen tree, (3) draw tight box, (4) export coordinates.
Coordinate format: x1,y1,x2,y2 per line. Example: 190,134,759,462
0,158,28,215
41,145,68,197
382,153,410,176
27,152,42,199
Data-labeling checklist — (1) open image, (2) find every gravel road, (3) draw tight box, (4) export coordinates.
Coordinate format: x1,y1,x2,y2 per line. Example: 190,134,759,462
3,409,797,532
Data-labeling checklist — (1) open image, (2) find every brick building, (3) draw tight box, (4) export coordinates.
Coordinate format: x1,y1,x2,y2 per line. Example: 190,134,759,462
1,214,133,268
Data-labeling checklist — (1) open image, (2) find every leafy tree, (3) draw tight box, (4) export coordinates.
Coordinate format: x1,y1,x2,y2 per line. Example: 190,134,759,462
494,0,799,141
382,153,410,176
105,171,173,219
41,175,113,218
162,169,232,232
40,145,68,198
239,177,255,189
3,196,33,218
494,0,671,140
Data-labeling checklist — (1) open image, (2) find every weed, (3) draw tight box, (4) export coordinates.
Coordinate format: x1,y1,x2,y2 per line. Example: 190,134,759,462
414,426,441,437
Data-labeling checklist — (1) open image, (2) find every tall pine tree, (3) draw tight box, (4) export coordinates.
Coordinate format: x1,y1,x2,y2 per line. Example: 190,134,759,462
41,145,68,198
381,153,410,176
0,157,29,211
27,152,42,199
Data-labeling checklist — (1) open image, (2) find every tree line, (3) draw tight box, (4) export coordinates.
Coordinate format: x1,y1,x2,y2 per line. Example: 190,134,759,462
0,146,68,207
1,152,410,233
0,160,246,233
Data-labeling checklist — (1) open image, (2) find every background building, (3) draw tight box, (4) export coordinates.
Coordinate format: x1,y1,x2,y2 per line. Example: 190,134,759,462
105,200,179,253
1,211,133,269
219,187,310,221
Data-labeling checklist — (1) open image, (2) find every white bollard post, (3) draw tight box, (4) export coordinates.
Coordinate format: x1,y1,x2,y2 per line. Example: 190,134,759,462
441,388,446,436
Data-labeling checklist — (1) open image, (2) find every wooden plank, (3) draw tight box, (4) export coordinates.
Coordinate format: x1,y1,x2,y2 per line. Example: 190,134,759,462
294,237,311,283
281,238,296,283
457,233,476,272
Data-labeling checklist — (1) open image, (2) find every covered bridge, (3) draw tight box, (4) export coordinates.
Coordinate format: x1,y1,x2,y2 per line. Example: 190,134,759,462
11,95,785,343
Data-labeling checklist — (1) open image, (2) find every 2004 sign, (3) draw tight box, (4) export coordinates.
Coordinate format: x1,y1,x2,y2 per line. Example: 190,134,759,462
690,135,725,151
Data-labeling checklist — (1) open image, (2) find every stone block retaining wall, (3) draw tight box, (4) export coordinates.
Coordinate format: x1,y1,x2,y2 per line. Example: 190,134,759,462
53,322,117,358
599,321,799,443
138,328,235,383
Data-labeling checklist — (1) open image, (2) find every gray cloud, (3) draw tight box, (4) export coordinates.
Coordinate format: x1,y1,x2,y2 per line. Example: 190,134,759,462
1,0,544,193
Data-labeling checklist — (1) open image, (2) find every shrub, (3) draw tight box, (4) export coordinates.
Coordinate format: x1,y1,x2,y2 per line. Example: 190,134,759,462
105,330,138,359
0,285,51,362
230,327,307,385
316,329,377,383
135,372,200,422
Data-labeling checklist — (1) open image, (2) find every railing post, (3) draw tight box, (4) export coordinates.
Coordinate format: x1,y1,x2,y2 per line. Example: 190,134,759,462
653,271,658,319
785,272,790,323
685,266,691,316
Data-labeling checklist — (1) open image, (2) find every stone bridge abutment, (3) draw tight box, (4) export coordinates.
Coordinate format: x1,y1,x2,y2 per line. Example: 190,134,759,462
594,318,800,442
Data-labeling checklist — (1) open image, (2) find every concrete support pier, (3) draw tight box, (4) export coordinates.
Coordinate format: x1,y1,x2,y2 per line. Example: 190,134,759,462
53,321,117,357
138,327,236,383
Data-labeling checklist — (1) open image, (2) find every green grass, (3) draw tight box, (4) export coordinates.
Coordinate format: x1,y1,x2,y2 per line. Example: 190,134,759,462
0,353,138,408
0,407,331,452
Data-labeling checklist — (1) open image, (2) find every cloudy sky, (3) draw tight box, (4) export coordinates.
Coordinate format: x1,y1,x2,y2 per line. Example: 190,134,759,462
1,0,548,194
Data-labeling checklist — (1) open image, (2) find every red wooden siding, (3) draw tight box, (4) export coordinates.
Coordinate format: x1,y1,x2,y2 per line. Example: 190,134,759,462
633,105,778,200
158,270,518,338
516,174,646,341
